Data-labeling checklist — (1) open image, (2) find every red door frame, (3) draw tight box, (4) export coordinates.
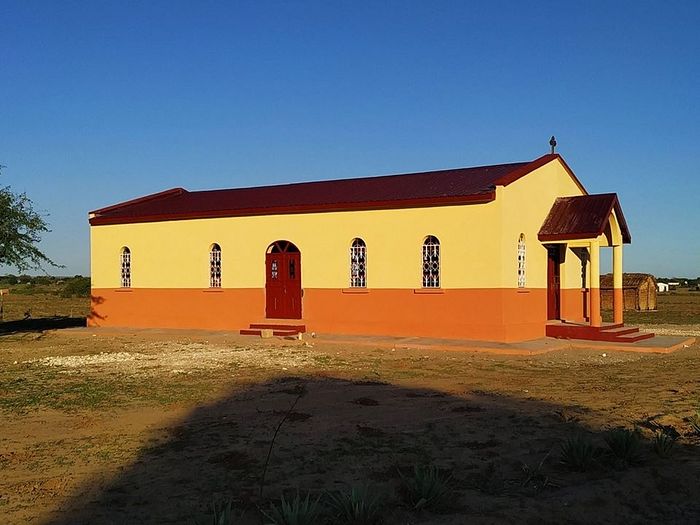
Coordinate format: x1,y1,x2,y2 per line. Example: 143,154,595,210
547,245,561,320
265,241,302,319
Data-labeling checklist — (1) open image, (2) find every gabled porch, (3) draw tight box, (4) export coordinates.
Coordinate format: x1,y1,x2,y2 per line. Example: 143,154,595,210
538,193,654,343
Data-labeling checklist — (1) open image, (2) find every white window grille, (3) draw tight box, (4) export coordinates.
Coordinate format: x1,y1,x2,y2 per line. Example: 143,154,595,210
350,238,367,287
517,234,526,288
210,244,222,288
422,236,440,288
120,247,131,288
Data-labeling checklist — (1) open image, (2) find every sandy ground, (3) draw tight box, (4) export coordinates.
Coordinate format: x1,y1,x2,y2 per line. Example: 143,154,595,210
1,327,700,524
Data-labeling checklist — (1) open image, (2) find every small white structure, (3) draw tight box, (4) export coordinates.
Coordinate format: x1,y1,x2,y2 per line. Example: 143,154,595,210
657,282,669,292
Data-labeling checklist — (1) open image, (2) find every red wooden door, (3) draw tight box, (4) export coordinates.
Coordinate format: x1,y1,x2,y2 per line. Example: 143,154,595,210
284,252,301,318
547,245,561,320
265,241,302,319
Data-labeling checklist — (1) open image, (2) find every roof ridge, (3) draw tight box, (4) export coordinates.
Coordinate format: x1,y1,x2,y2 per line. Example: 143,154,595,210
186,160,532,195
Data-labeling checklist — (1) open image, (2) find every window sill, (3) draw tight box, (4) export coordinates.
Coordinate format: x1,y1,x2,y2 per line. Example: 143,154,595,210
517,289,530,294
114,288,133,293
342,288,369,294
413,288,444,294
202,288,224,293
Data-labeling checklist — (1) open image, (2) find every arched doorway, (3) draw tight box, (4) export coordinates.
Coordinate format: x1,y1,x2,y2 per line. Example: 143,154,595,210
265,240,302,319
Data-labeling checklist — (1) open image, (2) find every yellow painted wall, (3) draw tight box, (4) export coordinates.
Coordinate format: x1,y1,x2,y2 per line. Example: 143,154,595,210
91,201,503,290
498,158,586,289
90,157,589,291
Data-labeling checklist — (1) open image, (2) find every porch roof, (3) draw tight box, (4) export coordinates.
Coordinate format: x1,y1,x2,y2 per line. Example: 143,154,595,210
538,193,631,243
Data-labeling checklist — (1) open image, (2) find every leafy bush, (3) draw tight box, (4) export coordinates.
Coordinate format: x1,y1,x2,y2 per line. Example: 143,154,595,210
653,431,675,459
326,484,385,524
60,276,91,297
0,274,18,285
560,435,598,471
400,465,453,512
263,491,322,525
604,428,644,468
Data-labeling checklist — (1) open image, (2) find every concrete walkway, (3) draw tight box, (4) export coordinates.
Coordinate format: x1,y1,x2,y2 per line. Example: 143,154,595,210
56,326,696,356
313,332,697,355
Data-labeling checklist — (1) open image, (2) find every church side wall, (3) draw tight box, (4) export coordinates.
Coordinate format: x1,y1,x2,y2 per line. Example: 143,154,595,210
90,159,589,342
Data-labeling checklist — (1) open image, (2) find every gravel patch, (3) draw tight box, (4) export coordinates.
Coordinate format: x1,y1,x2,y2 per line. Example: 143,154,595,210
23,342,316,376
638,324,700,337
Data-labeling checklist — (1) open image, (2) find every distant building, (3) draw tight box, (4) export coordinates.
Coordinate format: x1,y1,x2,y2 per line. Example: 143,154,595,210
657,282,669,293
601,273,656,311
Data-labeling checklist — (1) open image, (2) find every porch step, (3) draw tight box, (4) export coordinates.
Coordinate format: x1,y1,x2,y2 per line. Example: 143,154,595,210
546,321,654,343
240,322,306,338
249,323,306,332
615,332,656,343
600,326,642,336
240,328,301,337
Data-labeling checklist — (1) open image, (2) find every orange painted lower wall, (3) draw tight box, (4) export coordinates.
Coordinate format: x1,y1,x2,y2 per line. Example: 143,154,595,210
90,287,552,342
560,288,589,323
305,288,547,342
89,288,265,331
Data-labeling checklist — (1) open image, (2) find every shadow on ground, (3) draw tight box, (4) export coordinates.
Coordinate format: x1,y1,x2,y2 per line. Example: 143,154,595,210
0,316,86,335
46,375,700,524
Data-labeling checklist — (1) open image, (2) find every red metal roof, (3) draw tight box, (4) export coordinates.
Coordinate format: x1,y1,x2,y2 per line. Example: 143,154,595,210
538,193,631,243
90,153,577,225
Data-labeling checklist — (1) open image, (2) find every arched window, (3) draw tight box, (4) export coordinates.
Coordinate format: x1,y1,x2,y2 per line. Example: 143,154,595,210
350,238,367,288
517,234,526,288
120,247,131,288
422,236,440,288
210,244,222,288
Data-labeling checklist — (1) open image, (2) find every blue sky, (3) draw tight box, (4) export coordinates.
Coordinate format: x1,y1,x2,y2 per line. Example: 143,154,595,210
1,1,698,277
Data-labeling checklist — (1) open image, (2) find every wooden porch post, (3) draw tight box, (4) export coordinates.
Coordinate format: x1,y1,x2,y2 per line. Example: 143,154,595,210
613,244,623,324
589,240,601,327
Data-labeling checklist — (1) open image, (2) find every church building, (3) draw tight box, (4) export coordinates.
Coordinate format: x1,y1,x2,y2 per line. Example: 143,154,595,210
89,152,649,343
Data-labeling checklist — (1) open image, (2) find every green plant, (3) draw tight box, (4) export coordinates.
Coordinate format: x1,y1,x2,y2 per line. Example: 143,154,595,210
263,491,322,525
690,409,700,434
193,498,236,525
604,428,644,468
521,449,558,492
653,431,675,459
560,435,598,471
400,465,453,512
326,484,384,524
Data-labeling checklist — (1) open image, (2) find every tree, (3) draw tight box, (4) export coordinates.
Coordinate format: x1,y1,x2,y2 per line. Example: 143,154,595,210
0,165,58,271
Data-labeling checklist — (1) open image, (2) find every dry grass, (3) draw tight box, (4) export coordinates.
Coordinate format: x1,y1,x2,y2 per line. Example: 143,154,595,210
1,292,89,321
604,290,700,325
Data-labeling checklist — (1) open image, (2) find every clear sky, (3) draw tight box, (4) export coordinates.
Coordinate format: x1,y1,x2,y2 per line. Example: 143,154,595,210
1,1,698,277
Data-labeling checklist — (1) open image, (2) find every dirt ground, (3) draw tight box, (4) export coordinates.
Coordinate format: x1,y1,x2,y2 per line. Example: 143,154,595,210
1,326,699,524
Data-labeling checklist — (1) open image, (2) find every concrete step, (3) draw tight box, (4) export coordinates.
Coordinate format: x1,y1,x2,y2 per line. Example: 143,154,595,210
240,328,301,337
600,326,640,336
614,332,655,343
546,322,654,343
249,323,306,332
